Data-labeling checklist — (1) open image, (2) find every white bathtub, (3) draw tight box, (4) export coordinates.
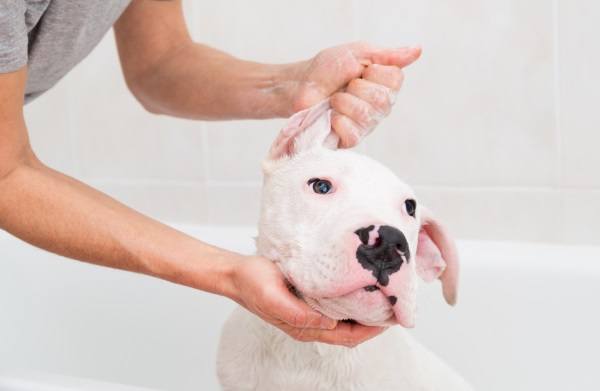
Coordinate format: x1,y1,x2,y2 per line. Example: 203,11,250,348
1,225,599,391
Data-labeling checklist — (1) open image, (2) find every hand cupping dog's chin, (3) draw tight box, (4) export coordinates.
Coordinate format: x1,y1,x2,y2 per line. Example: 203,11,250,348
289,284,397,327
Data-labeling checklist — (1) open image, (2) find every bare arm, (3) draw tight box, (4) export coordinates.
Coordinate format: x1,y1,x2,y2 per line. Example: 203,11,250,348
0,68,237,295
113,0,293,120
114,0,421,146
0,68,384,347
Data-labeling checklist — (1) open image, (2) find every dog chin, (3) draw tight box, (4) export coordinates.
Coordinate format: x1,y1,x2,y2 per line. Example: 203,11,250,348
303,288,396,327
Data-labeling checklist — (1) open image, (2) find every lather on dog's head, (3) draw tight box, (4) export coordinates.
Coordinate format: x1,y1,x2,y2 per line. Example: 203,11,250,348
256,101,459,328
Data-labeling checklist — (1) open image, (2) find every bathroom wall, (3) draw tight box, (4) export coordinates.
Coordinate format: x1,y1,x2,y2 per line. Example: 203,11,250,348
24,0,600,245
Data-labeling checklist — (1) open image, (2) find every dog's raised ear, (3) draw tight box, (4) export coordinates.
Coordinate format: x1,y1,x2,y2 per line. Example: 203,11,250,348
415,207,460,306
267,100,339,161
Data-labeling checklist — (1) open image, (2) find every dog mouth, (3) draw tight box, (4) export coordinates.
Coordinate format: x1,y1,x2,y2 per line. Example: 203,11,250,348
294,284,396,327
342,285,383,325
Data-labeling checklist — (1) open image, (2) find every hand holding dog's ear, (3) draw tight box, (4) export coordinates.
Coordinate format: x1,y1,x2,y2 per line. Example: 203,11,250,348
288,42,421,148
230,255,387,347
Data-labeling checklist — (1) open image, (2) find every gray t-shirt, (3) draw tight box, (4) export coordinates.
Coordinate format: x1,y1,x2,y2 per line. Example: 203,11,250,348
0,0,131,102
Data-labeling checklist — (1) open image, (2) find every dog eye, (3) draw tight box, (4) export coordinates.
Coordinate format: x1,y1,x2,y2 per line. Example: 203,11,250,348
405,199,416,217
307,178,332,194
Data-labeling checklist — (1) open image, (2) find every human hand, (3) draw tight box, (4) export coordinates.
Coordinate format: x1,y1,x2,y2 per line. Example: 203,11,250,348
286,42,421,148
228,255,386,347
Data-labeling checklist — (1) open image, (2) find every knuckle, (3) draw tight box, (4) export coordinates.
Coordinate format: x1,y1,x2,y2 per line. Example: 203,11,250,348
290,311,301,327
330,92,345,110
347,78,362,92
351,102,374,127
257,285,273,303
370,87,390,112
294,312,309,329
330,112,344,128
292,330,310,342
350,40,370,51
362,65,375,80
363,63,385,79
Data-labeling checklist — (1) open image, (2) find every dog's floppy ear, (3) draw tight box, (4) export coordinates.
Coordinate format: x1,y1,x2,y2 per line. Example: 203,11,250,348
415,207,460,306
267,100,339,161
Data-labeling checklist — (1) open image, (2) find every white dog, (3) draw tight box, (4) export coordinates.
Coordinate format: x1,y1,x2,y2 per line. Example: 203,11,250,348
217,101,473,391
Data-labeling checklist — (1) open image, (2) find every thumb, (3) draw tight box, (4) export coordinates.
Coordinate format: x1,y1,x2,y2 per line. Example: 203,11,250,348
271,279,337,330
355,45,422,68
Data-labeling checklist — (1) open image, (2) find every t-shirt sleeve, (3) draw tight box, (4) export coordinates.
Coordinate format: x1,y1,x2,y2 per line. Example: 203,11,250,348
0,1,28,73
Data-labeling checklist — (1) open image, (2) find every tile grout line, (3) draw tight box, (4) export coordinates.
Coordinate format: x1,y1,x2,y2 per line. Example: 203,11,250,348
551,0,567,237
552,0,563,190
413,185,600,193
351,0,361,41
87,178,262,188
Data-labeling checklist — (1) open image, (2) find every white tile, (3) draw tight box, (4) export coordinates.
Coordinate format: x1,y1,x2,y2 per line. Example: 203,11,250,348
557,0,600,188
205,118,283,182
191,0,356,63
358,0,557,187
413,186,564,244
91,180,207,224
65,33,206,182
24,79,79,176
94,180,262,228
204,183,262,226
205,117,368,183
561,190,600,245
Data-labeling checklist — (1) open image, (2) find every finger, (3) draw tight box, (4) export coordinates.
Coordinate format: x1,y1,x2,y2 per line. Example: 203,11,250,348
284,322,387,347
265,280,337,330
330,92,382,135
354,45,422,68
346,78,393,117
330,112,362,148
321,323,387,347
362,64,405,92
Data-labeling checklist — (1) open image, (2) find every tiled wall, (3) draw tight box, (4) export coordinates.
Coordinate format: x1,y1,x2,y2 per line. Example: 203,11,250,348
24,0,599,245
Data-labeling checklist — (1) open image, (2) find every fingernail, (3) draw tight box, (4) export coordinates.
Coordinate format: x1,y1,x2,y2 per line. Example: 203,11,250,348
410,46,422,57
320,317,337,330
344,125,362,147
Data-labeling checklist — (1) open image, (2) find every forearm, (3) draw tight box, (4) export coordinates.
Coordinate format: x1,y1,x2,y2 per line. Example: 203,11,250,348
0,156,238,298
127,42,301,120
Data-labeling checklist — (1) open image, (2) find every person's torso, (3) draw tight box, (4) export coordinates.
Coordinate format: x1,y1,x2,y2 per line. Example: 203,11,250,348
24,0,131,102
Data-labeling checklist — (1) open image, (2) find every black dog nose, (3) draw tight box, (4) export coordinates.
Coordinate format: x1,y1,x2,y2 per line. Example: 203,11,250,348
354,225,411,286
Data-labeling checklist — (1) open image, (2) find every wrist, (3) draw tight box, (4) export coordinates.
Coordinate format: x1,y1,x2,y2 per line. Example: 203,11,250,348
273,58,332,116
143,230,243,301
266,60,309,117
211,250,242,302
186,247,242,301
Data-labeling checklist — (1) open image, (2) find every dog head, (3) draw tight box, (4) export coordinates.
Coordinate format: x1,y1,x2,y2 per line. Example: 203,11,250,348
257,101,459,328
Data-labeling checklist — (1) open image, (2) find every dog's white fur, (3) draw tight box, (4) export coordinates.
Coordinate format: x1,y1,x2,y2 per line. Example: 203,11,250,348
217,102,473,390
